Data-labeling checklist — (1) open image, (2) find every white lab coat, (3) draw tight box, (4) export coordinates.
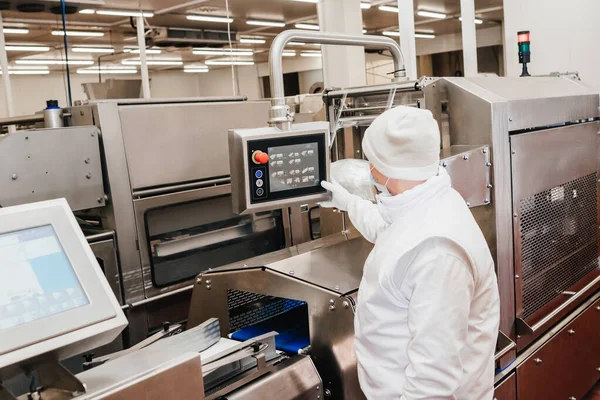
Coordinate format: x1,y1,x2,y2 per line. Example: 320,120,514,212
347,168,500,400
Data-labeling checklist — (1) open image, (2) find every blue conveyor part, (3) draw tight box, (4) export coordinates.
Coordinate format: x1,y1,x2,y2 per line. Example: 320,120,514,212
231,302,310,354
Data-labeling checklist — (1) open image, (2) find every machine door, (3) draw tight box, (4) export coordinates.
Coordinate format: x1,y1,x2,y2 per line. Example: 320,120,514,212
134,184,287,298
510,121,600,349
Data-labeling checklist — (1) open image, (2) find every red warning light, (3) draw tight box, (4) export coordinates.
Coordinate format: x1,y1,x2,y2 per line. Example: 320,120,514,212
518,31,530,43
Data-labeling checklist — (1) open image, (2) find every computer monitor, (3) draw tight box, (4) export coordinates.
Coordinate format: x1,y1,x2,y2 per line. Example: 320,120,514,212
0,199,127,379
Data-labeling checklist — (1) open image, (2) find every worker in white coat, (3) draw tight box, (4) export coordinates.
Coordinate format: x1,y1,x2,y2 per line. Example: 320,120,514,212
320,106,500,399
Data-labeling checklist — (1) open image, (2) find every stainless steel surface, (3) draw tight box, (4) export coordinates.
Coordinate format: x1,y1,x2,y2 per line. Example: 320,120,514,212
225,356,323,400
440,145,492,208
229,122,331,215
188,235,372,400
132,177,230,198
43,108,64,129
0,113,43,127
88,237,123,305
466,76,600,132
325,81,419,98
0,126,104,211
82,79,142,100
118,100,271,190
510,123,599,347
269,30,406,127
495,331,516,362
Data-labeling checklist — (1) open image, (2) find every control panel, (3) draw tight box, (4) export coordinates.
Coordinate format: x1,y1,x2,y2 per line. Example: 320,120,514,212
229,122,331,214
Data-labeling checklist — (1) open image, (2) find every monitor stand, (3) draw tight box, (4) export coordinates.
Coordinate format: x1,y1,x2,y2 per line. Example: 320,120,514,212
0,360,85,400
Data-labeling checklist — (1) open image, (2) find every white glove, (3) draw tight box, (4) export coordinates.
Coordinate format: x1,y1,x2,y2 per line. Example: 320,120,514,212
319,180,354,211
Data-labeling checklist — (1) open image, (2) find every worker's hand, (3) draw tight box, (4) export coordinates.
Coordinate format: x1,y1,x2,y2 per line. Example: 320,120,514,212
319,180,353,211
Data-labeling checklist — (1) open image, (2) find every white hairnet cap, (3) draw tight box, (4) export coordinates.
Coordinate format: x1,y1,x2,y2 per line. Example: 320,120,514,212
362,105,440,181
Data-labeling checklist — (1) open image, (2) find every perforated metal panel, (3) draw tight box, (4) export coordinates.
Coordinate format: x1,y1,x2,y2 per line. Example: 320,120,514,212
227,289,306,333
518,173,598,319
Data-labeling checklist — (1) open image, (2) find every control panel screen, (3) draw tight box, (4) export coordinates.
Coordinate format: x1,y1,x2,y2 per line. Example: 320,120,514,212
267,143,320,193
0,225,89,331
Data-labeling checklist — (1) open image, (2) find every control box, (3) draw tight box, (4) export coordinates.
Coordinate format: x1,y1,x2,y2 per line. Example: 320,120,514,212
229,122,331,214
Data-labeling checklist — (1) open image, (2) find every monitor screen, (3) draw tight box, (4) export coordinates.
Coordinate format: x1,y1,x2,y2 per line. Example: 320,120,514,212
268,142,320,193
0,225,89,331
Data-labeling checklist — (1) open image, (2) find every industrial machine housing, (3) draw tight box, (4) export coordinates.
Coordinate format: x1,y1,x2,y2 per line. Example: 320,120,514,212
0,67,598,398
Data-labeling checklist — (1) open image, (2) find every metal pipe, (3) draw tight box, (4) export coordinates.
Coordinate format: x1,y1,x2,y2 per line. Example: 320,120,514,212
136,15,151,99
0,113,44,127
0,12,15,134
268,30,406,129
325,80,418,97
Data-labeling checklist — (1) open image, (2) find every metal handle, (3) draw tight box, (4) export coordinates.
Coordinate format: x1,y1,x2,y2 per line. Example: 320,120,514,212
495,331,516,362
567,329,576,335
516,274,600,335
534,358,543,365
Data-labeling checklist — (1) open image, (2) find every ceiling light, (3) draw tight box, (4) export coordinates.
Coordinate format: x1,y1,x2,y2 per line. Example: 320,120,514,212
415,33,436,39
3,28,29,34
184,68,209,73
288,42,306,46
417,10,447,19
360,2,372,9
96,10,154,18
122,59,183,66
246,20,286,27
282,51,296,57
459,17,483,24
16,59,95,65
124,48,162,54
0,70,50,75
193,49,253,56
300,51,321,57
72,47,115,53
9,65,48,70
205,60,255,66
378,5,398,13
6,45,50,52
382,31,400,37
79,9,95,14
77,67,138,74
186,15,233,23
51,30,104,37
240,37,266,44
295,23,319,30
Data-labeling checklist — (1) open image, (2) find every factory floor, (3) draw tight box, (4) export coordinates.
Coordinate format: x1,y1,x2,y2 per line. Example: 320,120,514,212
584,381,600,399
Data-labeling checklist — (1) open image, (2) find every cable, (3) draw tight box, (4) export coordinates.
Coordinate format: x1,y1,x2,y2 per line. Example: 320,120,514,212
60,0,72,107
224,0,236,96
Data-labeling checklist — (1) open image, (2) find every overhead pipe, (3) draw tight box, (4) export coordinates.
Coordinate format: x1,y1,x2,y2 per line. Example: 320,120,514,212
268,30,406,130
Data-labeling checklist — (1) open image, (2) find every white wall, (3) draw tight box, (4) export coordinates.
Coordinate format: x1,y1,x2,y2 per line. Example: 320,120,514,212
503,0,600,89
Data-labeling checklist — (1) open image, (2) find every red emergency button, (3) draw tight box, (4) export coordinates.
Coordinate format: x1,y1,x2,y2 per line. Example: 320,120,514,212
252,151,269,165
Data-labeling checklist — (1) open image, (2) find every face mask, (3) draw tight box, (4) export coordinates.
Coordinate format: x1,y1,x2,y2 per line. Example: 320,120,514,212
370,168,391,197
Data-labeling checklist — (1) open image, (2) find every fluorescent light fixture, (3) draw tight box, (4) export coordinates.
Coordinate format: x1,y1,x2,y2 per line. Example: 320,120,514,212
205,60,255,66
240,37,266,44
417,10,447,19
300,51,321,57
459,17,483,24
360,2,372,9
295,23,319,30
124,48,162,54
96,10,154,17
288,42,306,46
378,5,398,12
282,51,296,57
382,31,400,37
0,70,50,75
122,59,183,66
246,19,286,27
415,33,436,39
51,30,105,37
186,15,233,23
3,28,29,34
72,47,115,53
193,49,253,56
9,65,48,70
77,68,138,74
184,68,209,73
362,29,367,34
79,9,95,14
16,59,95,65
6,45,50,52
